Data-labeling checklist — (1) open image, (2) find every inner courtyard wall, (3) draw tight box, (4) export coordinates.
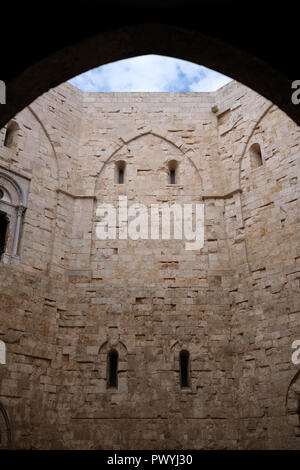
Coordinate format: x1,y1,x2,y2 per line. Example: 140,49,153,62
0,80,299,449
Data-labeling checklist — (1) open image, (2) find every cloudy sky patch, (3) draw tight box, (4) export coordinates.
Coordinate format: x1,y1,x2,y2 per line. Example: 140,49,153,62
69,55,232,92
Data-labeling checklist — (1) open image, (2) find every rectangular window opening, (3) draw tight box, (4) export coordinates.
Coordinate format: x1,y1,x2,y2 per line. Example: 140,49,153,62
170,169,176,184
119,169,124,184
180,351,190,388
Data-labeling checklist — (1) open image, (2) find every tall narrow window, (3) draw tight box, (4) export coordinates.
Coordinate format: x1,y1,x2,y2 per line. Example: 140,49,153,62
170,169,176,184
168,160,178,184
119,168,124,184
180,350,190,388
107,349,118,388
116,161,126,184
249,143,263,168
3,121,19,149
0,213,8,257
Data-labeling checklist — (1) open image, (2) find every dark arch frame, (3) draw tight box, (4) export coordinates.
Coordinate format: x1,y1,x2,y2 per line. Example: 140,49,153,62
1,1,300,129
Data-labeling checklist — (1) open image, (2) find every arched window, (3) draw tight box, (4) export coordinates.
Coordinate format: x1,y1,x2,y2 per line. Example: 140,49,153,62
0,212,8,258
107,349,118,388
115,161,126,184
168,160,178,184
179,350,190,388
249,143,263,168
0,404,11,448
3,121,19,149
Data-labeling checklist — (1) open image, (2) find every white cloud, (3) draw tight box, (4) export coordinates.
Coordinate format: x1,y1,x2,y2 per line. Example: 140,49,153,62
188,71,233,92
69,55,232,92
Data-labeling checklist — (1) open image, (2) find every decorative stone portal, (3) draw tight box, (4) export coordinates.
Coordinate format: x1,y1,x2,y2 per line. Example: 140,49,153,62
0,167,30,264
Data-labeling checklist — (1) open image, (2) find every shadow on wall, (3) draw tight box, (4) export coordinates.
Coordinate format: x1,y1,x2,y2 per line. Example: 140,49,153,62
0,402,11,448
1,13,300,130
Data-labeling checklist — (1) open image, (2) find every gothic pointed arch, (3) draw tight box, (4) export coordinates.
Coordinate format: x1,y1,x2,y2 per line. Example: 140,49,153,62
95,129,203,190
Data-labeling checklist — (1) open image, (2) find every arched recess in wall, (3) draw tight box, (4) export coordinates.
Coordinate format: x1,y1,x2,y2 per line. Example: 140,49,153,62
236,102,297,270
170,340,193,389
91,130,203,267
0,403,11,448
94,130,203,191
238,103,274,189
26,106,60,271
28,106,60,185
98,340,128,392
3,121,19,149
224,103,275,268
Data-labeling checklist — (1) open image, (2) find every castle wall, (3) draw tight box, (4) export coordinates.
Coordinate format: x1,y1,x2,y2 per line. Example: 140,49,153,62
0,81,299,449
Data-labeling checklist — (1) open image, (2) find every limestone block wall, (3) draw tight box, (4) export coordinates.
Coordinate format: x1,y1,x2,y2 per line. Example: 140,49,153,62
0,80,299,449
0,107,57,271
230,107,300,448
210,82,300,448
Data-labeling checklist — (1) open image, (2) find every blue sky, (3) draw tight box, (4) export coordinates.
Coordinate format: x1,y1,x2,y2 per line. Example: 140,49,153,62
69,55,232,92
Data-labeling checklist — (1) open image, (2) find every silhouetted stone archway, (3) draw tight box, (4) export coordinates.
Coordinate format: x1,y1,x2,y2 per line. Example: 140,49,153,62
1,0,300,128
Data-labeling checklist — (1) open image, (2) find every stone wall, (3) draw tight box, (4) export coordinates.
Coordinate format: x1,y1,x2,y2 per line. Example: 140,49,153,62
0,81,299,449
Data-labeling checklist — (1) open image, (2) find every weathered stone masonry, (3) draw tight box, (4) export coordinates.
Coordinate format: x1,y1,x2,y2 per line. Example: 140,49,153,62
0,80,299,449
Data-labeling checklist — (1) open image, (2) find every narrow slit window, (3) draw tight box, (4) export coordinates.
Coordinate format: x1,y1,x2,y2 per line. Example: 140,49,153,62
119,168,124,184
180,350,190,388
3,130,9,147
116,161,125,184
107,349,118,388
170,169,176,184
168,160,178,185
